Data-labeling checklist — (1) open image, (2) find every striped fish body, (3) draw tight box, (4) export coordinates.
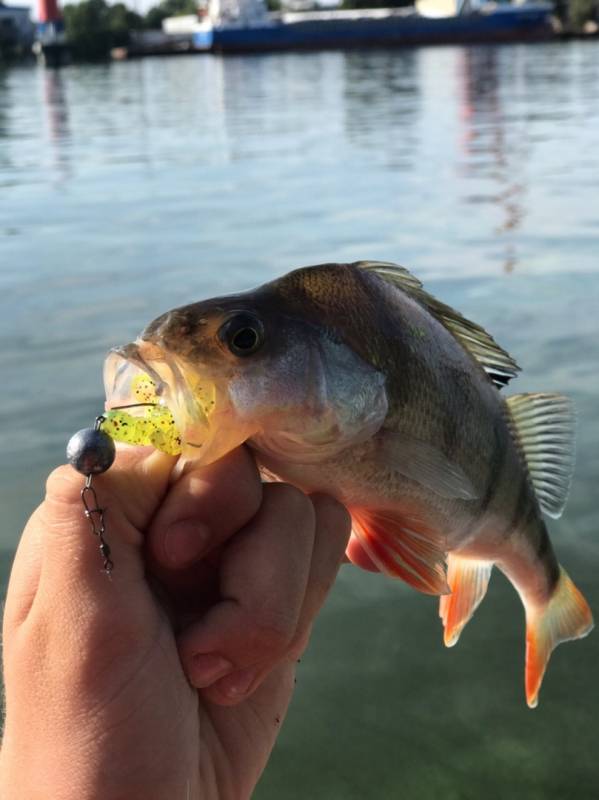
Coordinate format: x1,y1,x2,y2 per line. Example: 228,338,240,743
253,263,590,707
257,264,554,582
109,261,593,708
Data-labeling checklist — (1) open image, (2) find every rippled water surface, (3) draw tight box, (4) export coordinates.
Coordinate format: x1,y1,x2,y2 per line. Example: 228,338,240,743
1,43,599,798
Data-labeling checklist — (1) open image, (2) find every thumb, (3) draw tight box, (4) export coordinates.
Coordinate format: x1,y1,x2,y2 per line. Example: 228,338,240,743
7,447,176,629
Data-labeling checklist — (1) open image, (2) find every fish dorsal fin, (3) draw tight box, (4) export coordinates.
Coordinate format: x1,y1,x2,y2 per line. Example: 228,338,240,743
506,393,576,519
350,506,449,595
357,261,521,388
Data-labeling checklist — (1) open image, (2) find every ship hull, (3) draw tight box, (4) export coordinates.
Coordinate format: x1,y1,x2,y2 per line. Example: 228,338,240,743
203,8,554,53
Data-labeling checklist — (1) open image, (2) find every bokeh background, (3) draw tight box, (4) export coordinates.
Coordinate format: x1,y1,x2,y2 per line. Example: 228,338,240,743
1,43,598,798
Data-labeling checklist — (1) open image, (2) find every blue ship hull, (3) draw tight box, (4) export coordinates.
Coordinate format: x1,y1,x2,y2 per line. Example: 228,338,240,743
205,8,553,52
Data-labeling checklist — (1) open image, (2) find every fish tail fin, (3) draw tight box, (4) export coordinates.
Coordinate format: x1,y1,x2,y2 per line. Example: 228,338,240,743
525,566,593,709
439,554,493,647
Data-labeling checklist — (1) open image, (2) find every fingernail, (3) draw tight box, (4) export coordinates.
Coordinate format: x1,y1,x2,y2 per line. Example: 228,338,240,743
218,667,258,700
164,520,210,567
191,653,233,688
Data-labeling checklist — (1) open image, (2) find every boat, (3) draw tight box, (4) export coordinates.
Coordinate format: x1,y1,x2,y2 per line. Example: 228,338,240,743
165,0,555,53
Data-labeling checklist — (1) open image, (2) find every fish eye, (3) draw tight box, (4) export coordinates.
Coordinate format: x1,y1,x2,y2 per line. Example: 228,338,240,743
219,313,265,357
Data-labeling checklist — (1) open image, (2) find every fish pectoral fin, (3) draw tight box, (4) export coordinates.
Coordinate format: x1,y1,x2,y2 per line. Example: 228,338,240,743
524,567,593,709
357,261,520,388
379,432,478,501
439,555,493,647
350,507,449,595
506,393,576,519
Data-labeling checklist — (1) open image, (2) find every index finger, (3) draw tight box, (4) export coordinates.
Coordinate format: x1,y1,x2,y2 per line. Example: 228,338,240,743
147,447,263,570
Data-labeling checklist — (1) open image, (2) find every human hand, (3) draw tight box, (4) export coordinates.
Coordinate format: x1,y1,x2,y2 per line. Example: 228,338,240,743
0,446,350,800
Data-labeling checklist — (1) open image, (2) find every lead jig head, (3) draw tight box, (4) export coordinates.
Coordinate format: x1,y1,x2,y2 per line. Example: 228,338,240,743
66,416,115,577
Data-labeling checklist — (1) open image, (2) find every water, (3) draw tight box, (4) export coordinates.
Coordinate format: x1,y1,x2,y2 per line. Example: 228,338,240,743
1,43,599,798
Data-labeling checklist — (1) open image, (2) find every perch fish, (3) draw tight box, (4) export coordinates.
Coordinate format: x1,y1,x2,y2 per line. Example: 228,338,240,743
104,261,593,707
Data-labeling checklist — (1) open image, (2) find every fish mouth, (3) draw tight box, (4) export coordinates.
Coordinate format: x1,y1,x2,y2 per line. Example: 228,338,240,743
103,341,216,452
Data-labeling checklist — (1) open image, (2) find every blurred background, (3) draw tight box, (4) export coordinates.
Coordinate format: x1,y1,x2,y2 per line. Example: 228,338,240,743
1,3,599,796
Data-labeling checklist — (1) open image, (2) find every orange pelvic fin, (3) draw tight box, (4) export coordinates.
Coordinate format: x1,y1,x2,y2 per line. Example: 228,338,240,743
525,567,594,709
350,507,449,595
439,555,493,647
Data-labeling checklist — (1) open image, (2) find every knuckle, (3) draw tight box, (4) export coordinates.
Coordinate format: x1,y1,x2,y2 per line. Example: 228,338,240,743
217,447,263,515
311,494,351,537
231,473,263,523
195,452,263,532
245,611,296,656
264,483,314,527
45,465,82,505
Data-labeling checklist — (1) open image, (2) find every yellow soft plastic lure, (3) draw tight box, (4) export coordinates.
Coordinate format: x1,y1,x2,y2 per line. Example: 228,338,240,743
101,374,182,455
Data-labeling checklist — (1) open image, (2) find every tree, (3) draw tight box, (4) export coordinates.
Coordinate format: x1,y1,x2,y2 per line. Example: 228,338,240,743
108,2,144,47
144,0,199,30
63,0,144,60
568,0,599,28
63,0,112,59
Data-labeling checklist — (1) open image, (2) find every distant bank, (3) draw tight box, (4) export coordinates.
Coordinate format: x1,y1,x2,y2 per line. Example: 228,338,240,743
5,0,599,65
115,0,599,60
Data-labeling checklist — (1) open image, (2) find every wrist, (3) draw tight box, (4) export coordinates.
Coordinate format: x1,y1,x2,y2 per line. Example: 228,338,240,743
0,742,203,800
0,728,93,800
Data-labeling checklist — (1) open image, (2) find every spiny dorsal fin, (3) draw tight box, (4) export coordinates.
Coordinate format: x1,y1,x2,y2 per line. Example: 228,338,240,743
506,393,576,519
357,261,521,388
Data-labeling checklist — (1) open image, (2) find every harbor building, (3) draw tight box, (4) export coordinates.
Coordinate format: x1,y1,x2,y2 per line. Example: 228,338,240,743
0,2,35,52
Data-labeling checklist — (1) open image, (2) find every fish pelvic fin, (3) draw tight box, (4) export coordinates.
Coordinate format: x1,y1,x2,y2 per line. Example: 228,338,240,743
350,507,449,595
439,555,493,647
506,393,576,519
525,566,593,709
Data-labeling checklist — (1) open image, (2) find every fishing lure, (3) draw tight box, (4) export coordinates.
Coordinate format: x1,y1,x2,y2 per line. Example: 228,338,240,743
66,373,184,574
101,374,183,456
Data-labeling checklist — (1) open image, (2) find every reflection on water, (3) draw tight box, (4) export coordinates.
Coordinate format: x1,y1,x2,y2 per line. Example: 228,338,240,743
1,44,599,800
343,50,420,171
0,70,8,148
41,69,71,181
458,47,526,273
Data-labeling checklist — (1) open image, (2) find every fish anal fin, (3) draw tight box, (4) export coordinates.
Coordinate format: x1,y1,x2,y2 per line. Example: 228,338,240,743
525,567,593,709
350,507,449,595
439,555,493,647
507,393,576,519
358,261,520,388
